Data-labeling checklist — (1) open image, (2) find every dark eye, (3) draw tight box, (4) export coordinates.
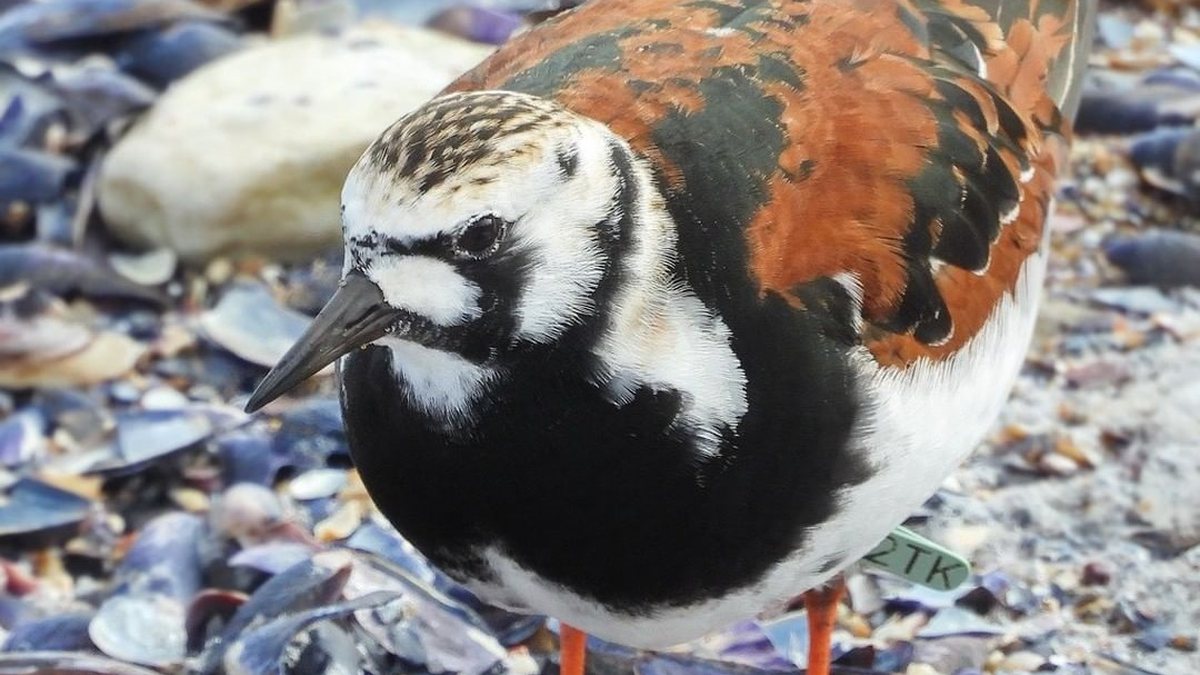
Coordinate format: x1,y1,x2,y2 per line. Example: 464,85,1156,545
453,215,506,258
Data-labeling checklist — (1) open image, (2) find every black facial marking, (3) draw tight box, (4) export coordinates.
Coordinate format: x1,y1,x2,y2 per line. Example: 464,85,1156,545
555,146,579,179
601,142,638,255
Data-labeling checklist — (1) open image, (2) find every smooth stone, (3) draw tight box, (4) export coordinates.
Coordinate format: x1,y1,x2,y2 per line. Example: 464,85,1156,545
287,468,347,501
98,22,491,264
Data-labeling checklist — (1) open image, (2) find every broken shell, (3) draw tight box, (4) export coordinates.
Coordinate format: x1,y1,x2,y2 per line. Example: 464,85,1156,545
108,247,177,286
198,549,354,674
0,148,74,203
209,482,283,545
200,282,314,368
228,541,315,575
89,593,188,667
0,411,46,467
313,498,363,542
222,591,397,675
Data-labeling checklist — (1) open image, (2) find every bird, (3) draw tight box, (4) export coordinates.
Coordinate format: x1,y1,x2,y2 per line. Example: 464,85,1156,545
246,1,1097,673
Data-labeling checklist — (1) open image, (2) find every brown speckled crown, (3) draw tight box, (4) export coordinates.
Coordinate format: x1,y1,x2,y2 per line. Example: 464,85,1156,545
365,91,575,194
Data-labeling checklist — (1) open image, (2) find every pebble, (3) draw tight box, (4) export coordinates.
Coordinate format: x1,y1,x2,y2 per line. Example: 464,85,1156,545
843,612,872,639
873,612,928,643
169,486,211,513
994,650,1046,673
204,257,234,286
314,499,364,542
287,468,348,501
1081,562,1112,586
1076,594,1115,626
98,23,492,263
1037,451,1081,477
1063,359,1132,389
209,483,283,546
140,385,190,409
1169,634,1197,652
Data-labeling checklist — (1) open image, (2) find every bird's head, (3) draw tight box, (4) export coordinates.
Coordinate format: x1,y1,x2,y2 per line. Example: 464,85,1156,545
246,91,645,412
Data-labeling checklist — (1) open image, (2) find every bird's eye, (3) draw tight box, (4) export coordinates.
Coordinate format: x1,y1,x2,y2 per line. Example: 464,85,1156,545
453,215,506,259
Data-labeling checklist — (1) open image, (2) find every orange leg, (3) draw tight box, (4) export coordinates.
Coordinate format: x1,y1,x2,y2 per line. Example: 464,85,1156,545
560,623,587,675
802,576,846,675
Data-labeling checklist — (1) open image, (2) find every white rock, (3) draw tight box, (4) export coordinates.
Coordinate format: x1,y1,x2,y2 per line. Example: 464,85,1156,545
99,23,492,264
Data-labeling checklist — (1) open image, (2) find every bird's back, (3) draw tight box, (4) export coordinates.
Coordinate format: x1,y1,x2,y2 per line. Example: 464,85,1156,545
449,0,1096,368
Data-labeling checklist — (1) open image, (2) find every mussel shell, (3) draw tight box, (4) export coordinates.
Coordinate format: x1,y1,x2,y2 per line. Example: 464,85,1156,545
0,477,90,541
0,148,74,203
116,21,242,88
1104,230,1200,288
342,518,545,646
200,282,314,369
428,6,523,45
1130,128,1200,202
346,551,508,674
2,612,95,652
221,591,397,675
88,408,215,475
216,428,277,486
0,243,166,305
228,542,315,576
1076,69,1200,135
197,550,353,674
88,593,188,668
0,410,46,468
185,588,248,654
0,65,64,149
48,64,156,140
0,651,163,675
114,511,205,599
0,0,225,51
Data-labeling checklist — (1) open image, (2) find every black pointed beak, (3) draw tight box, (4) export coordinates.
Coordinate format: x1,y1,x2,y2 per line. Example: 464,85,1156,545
245,271,399,413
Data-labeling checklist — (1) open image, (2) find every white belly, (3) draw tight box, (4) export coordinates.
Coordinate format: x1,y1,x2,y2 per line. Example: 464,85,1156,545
468,247,1049,649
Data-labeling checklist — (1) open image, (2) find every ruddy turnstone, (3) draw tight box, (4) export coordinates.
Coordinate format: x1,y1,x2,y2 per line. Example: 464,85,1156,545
248,1,1097,672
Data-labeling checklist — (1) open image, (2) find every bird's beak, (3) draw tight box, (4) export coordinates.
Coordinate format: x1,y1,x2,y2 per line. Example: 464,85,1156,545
245,270,399,413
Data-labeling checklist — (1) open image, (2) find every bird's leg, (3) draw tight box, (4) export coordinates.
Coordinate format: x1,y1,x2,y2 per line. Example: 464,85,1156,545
803,575,846,675
560,623,587,675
